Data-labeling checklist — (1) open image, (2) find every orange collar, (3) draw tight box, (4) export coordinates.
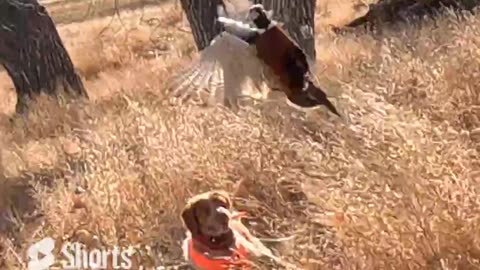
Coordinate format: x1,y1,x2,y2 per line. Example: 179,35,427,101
187,237,251,270
186,213,252,270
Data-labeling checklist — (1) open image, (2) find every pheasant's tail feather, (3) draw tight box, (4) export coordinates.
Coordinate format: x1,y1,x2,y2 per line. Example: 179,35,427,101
306,83,342,117
286,82,342,117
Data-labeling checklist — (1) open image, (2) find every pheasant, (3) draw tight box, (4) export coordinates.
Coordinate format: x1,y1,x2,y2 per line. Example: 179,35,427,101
168,1,341,117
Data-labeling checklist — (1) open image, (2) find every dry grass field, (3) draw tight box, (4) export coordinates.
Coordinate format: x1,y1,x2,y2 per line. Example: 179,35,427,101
1,0,480,269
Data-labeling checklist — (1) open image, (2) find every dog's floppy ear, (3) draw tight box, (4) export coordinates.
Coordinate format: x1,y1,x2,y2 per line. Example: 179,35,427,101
211,190,232,209
181,201,200,237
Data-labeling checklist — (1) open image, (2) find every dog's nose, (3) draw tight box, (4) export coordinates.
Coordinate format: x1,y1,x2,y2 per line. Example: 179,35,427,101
219,214,229,224
216,207,231,225
207,225,218,232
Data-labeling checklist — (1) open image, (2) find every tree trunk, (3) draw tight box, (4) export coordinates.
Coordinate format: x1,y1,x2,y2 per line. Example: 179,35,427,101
179,0,225,51
180,0,317,60
0,0,88,115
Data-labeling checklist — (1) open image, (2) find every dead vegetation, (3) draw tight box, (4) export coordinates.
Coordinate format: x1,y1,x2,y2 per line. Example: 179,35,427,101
338,0,480,31
44,0,168,25
0,0,479,269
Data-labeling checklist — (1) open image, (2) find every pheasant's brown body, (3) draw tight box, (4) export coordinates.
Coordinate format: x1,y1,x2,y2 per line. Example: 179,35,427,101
253,26,310,98
252,25,341,116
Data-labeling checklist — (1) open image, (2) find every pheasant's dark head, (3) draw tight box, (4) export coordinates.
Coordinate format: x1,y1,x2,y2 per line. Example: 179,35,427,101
247,4,274,30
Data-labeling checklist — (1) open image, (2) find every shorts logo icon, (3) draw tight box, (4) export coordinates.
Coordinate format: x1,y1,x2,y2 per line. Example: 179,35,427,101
27,237,55,270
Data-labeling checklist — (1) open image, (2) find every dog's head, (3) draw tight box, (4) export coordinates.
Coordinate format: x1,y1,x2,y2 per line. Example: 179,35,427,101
181,190,233,239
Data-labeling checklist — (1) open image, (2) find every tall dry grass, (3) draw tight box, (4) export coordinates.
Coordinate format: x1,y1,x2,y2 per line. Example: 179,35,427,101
0,1,479,269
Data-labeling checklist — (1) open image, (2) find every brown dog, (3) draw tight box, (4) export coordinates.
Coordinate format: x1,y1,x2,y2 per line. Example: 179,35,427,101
181,190,269,269
181,190,235,251
181,190,296,270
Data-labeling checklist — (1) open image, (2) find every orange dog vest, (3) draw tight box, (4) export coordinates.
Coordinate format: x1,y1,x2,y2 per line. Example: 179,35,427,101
186,215,252,270
186,238,250,270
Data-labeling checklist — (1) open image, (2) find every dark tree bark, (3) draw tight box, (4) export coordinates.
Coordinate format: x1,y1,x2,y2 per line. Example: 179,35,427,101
0,0,88,115
180,0,317,60
179,0,225,51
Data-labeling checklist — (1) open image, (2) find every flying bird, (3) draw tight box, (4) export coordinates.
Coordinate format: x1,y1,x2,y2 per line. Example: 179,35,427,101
168,1,341,117
168,0,269,108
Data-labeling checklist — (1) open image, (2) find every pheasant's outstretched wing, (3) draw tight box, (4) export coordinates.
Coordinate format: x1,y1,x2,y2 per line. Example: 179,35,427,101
220,0,253,21
167,32,269,108
216,0,261,42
